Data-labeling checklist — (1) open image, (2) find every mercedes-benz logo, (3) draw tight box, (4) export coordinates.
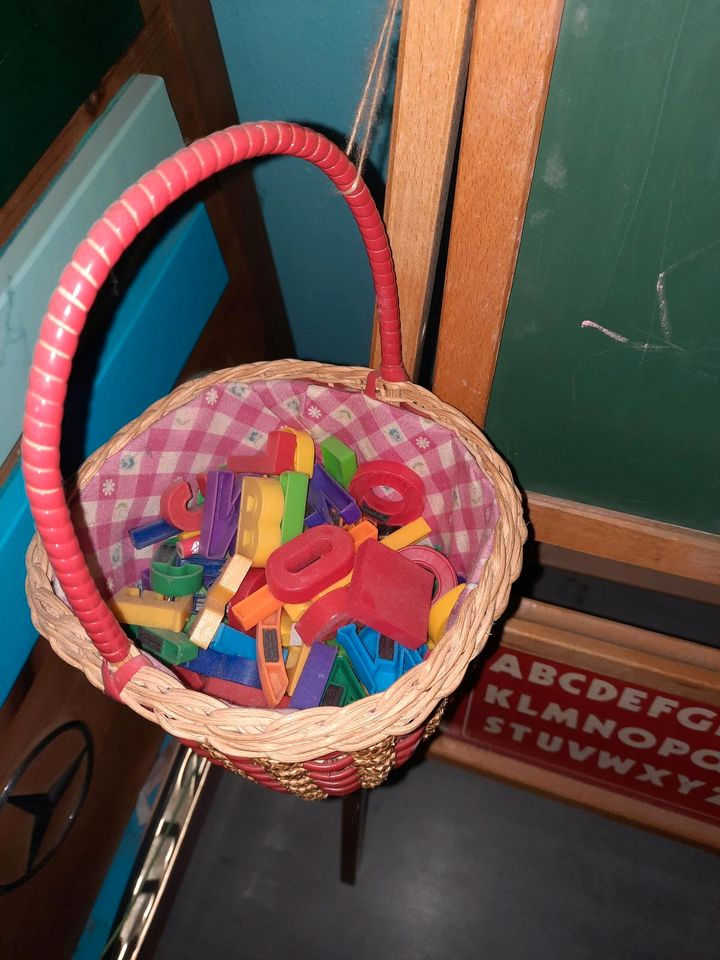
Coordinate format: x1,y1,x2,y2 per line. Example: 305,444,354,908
0,721,93,892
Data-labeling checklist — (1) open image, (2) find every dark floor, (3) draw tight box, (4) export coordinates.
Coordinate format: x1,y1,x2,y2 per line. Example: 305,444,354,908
150,755,720,960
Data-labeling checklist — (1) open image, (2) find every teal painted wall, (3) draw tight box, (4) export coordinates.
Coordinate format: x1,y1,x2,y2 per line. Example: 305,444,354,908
210,0,396,365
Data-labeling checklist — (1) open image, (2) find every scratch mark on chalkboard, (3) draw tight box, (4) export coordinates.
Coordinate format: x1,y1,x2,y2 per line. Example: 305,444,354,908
656,271,671,338
582,258,682,353
594,0,690,320
580,320,678,353
580,321,628,344
664,238,720,275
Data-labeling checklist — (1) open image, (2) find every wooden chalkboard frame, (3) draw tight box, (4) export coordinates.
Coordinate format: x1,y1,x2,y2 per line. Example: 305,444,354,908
368,0,475,379
376,0,720,588
375,0,720,851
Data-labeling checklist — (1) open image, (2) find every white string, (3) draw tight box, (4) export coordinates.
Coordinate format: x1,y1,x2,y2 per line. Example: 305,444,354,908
346,0,401,191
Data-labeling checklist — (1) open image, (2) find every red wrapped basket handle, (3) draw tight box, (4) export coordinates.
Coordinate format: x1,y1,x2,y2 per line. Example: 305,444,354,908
22,122,407,666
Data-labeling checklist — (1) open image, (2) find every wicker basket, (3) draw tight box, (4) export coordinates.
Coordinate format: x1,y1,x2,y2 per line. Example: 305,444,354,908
23,122,525,799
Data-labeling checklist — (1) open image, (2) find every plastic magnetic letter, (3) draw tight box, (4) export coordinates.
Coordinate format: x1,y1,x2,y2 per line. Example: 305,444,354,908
325,650,367,705
256,609,288,707
235,476,284,566
108,587,193,633
279,470,309,544
281,520,374,619
401,646,423,670
280,427,315,476
428,584,466,647
286,643,311,696
289,643,337,709
399,545,458,600
160,479,204,531
306,464,361,525
135,626,199,666
189,554,252,649
228,584,283,632
227,429,296,475
265,524,355,603
320,436,358,488
346,520,379,549
281,569,353,622
373,636,403,692
304,479,334,528
228,566,267,606
210,622,256,659
200,470,243,559
348,460,425,526
346,539,434,650
380,517,432,551
175,536,201,559
150,560,204,597
180,554,225,588
174,666,271,707
180,647,262,688
335,625,377,693
294,587,354,646
129,519,181,549
280,611,295,647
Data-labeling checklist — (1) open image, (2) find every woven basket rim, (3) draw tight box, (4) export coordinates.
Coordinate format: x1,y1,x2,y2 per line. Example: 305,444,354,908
26,359,526,763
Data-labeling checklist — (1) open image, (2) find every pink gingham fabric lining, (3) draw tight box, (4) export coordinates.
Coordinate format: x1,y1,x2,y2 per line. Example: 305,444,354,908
71,380,498,597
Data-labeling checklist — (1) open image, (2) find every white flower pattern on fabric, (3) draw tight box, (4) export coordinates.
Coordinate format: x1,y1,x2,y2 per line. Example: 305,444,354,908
106,576,115,593
308,405,322,419
205,387,219,406
415,436,431,450
102,479,116,496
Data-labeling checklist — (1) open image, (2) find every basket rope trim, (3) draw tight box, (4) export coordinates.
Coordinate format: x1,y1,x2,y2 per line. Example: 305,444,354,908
27,359,526,764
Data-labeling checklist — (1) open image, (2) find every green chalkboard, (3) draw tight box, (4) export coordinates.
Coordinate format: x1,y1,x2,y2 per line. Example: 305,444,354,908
485,0,720,535
1,0,143,207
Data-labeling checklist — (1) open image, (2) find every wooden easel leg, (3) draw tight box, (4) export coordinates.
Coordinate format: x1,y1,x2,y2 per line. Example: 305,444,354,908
340,789,368,885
